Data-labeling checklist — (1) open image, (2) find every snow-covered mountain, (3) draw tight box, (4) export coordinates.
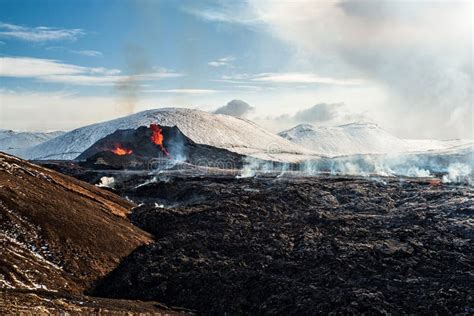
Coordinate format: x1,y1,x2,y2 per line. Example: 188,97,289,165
279,123,473,157
278,123,411,157
0,130,64,154
23,108,315,161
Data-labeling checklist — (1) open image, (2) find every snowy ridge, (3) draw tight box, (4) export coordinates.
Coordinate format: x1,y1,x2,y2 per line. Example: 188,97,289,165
279,123,473,157
0,130,64,153
24,108,316,162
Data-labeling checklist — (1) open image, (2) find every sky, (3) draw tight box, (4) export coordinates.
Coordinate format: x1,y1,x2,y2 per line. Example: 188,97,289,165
0,0,472,139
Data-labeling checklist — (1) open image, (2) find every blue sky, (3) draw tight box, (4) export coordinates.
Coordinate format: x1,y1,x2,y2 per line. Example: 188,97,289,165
0,0,289,93
0,0,471,139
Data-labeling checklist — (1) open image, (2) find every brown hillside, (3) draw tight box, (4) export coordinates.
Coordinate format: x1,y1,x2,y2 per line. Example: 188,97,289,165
0,152,151,294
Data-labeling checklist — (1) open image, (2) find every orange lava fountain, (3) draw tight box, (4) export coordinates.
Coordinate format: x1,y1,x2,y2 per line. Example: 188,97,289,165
150,124,170,157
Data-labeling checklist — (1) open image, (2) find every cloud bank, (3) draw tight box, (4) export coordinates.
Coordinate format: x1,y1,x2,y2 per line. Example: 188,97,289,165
220,72,362,85
291,103,367,124
0,56,182,86
188,0,473,139
255,103,370,132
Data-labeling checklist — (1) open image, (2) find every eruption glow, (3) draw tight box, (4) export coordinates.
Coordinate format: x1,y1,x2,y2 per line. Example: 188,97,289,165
111,144,133,155
150,124,170,157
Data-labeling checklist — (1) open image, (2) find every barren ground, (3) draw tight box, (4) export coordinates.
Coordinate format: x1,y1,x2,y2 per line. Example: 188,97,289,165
86,173,474,315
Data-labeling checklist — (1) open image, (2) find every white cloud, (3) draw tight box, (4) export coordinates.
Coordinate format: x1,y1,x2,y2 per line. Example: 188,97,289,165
0,57,85,77
132,72,183,80
143,89,219,94
40,75,120,85
214,99,254,117
183,4,260,24
208,56,235,67
88,67,121,76
256,1,473,138
189,1,473,139
288,103,369,125
220,72,362,85
251,73,362,85
71,50,103,57
255,103,372,132
0,56,183,86
0,22,84,42
45,46,103,57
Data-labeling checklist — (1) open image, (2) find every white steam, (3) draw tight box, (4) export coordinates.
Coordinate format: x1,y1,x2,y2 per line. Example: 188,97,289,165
404,167,431,178
96,176,115,188
237,157,274,178
134,176,158,188
236,148,473,185
442,163,472,184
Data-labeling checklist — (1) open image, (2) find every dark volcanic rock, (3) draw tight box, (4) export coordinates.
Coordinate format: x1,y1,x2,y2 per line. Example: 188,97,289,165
93,175,474,314
0,153,194,314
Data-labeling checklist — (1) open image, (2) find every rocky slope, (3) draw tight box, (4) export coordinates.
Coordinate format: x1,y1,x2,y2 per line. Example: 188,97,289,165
0,152,152,293
92,174,473,314
0,289,187,315
0,152,189,314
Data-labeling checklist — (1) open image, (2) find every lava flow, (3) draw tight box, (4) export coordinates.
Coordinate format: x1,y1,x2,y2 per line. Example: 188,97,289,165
111,144,133,155
150,124,170,157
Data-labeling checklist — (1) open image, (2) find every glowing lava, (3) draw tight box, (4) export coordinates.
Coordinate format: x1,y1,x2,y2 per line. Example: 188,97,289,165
111,144,133,156
150,124,170,157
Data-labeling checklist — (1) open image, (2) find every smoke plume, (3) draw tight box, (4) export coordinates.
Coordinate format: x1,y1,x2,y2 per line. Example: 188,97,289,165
115,44,151,116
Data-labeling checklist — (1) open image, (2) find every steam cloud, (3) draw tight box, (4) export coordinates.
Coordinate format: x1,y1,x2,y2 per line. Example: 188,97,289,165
256,103,371,131
214,99,254,117
442,163,472,184
237,148,473,185
96,176,115,188
250,0,473,139
194,1,473,139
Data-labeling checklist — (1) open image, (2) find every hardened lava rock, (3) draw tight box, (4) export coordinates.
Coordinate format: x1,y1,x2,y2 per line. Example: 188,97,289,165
92,176,473,314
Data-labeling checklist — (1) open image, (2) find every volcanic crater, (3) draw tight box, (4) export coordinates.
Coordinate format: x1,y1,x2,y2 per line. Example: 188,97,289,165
76,124,245,170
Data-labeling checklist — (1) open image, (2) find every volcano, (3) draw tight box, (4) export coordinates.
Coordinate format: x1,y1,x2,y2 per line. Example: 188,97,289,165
76,124,245,170
22,108,315,162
